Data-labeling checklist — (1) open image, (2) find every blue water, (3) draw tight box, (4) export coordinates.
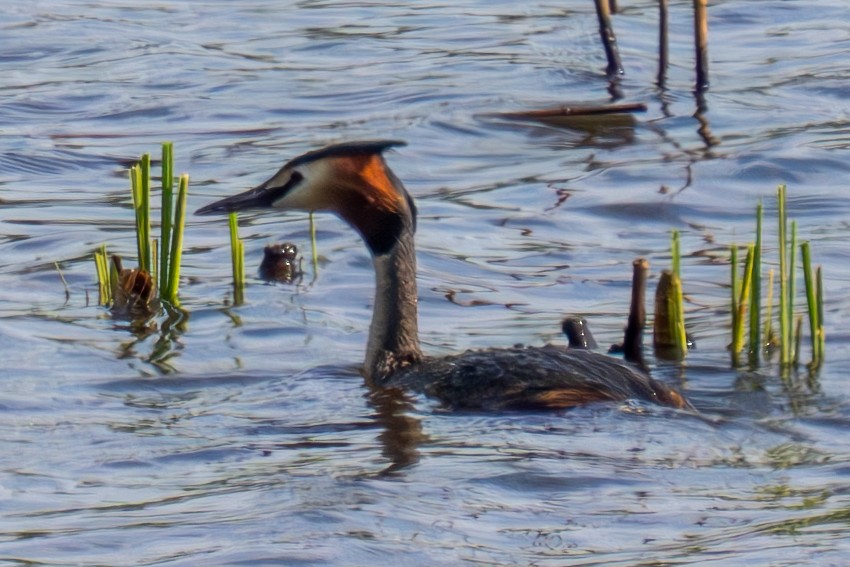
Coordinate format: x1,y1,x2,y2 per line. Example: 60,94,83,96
2,1,850,564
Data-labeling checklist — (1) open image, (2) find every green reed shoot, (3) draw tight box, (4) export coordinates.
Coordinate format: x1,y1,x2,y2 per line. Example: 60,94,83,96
130,156,151,273
309,211,319,274
801,241,824,367
123,143,188,305
731,243,739,348
94,244,113,305
748,200,762,366
159,143,174,294
731,244,754,360
163,174,189,304
817,266,824,359
730,185,823,369
793,315,803,367
777,184,791,366
654,231,688,359
764,268,775,350
229,212,245,303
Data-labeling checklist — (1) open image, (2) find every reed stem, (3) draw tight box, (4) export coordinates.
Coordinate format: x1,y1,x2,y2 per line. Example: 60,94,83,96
764,268,775,352
229,212,245,304
748,200,762,366
816,266,825,362
793,315,803,368
670,230,687,355
730,244,739,351
801,241,821,367
309,211,319,274
777,184,790,366
140,154,152,272
165,174,189,304
159,142,174,293
732,245,754,357
94,244,112,305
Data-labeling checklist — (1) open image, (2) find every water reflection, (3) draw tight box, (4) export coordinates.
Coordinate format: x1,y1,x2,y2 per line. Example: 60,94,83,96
367,387,426,475
113,303,189,373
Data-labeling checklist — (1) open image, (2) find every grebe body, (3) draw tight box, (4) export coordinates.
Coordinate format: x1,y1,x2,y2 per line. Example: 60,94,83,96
197,141,690,411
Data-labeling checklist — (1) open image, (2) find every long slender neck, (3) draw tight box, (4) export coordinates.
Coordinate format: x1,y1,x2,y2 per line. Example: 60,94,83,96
363,214,422,383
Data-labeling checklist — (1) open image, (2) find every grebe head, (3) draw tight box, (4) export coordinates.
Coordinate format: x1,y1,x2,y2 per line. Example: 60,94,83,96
196,140,415,255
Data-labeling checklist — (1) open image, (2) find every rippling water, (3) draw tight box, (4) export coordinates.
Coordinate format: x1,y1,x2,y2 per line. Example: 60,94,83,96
2,1,850,564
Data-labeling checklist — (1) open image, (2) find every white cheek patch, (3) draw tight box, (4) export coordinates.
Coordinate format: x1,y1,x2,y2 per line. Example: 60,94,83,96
272,161,334,211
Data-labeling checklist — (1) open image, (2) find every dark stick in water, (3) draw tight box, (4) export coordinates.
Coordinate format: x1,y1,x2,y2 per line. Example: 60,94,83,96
658,0,669,88
593,0,624,77
624,258,649,366
694,0,709,91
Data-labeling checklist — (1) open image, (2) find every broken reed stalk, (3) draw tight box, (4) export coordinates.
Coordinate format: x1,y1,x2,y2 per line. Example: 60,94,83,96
593,0,624,77
623,258,649,366
693,0,709,91
229,212,245,304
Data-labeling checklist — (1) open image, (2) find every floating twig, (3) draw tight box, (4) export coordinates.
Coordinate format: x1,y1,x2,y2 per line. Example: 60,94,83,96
55,261,70,302
495,102,646,120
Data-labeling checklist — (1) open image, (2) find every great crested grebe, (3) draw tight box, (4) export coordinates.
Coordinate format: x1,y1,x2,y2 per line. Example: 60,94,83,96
197,140,691,411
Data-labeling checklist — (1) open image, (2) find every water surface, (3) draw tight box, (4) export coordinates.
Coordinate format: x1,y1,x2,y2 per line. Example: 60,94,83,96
2,1,850,564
